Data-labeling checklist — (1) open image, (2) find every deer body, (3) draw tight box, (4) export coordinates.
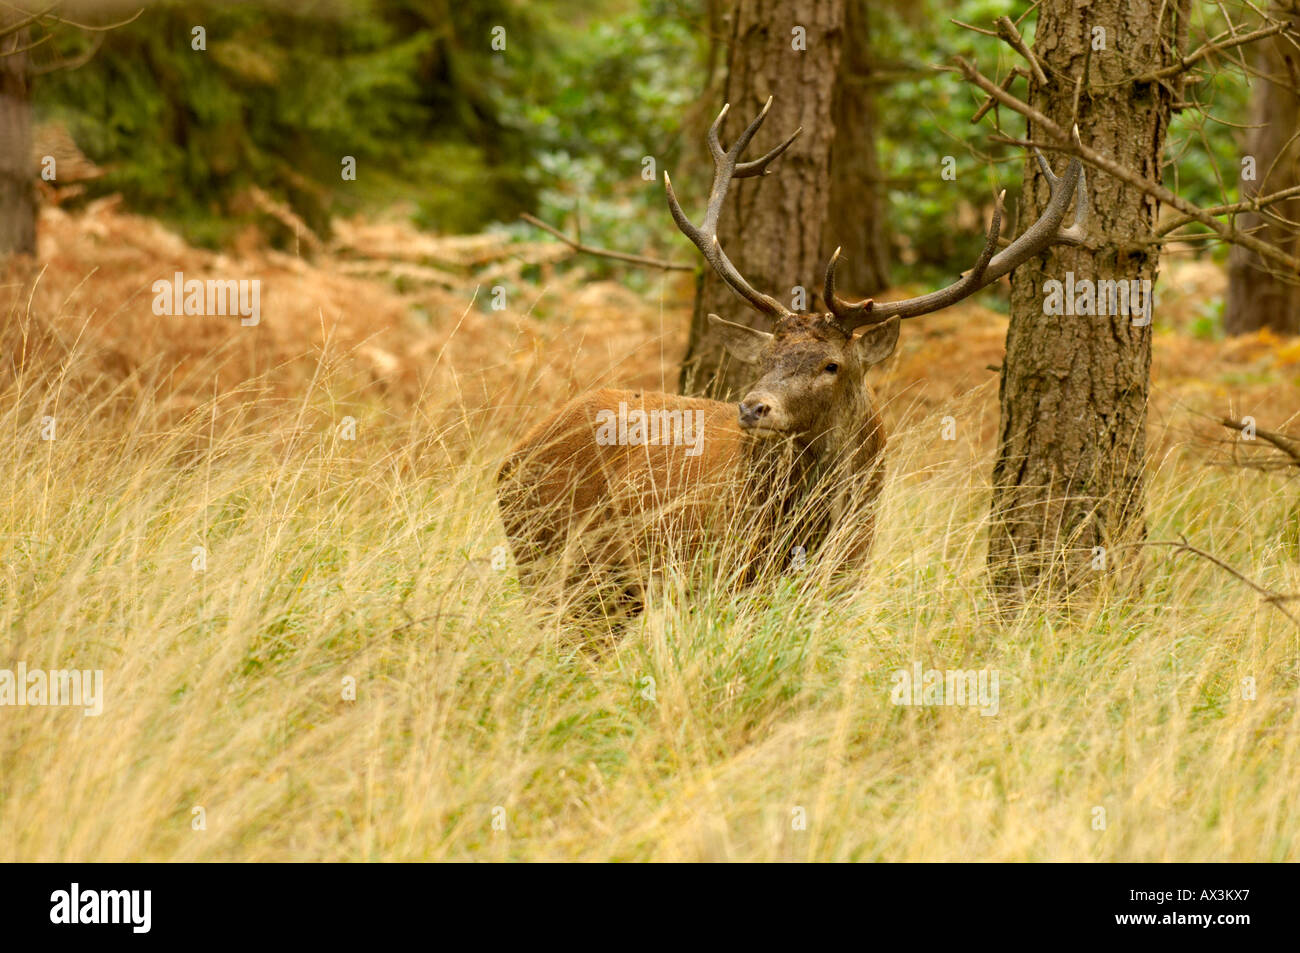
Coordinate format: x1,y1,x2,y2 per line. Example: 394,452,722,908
499,388,747,598
497,99,1089,615
498,313,894,606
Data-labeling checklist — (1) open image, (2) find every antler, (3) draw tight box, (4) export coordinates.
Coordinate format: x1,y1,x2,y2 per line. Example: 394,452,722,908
665,98,802,320
827,126,1091,333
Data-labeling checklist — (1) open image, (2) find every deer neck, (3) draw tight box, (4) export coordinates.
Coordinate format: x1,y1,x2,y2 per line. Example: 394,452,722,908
801,383,885,476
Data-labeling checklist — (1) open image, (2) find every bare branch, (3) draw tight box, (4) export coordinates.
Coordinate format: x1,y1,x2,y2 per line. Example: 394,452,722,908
520,214,692,272
30,28,102,75
0,4,143,46
949,18,999,38
1131,21,1290,85
971,67,1028,124
1220,417,1300,469
0,3,57,42
37,6,144,33
1155,184,1300,235
1139,535,1300,628
995,15,1049,87
0,26,51,57
952,56,1300,276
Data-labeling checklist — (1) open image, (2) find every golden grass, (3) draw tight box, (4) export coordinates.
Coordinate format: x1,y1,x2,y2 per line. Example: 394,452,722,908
3,306,1298,862
2,202,1298,860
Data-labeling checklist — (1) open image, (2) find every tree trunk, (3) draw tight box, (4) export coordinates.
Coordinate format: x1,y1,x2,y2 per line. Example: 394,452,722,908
678,0,845,398
1224,2,1300,335
823,0,888,298
987,1,1188,604
0,23,36,257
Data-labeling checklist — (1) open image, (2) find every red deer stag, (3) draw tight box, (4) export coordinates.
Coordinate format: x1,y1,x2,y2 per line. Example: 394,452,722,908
498,99,1089,617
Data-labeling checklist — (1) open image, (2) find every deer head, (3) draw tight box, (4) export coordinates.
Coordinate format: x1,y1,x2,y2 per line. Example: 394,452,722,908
665,98,1091,442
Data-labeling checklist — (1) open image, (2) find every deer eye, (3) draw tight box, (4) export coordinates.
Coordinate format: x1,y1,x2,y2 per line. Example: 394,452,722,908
823,363,839,375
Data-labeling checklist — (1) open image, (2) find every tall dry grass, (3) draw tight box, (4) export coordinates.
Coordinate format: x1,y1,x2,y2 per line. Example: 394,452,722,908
3,284,1298,862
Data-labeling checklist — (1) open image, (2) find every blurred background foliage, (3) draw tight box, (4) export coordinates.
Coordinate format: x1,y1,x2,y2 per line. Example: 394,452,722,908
34,0,1246,282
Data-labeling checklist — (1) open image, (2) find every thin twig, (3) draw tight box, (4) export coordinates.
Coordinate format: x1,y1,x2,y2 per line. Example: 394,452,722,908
1131,21,1290,85
1140,535,1300,627
1220,417,1300,469
0,3,58,42
520,214,692,272
36,6,144,33
1155,185,1300,236
985,136,1300,240
971,67,1027,124
32,31,104,76
953,57,1300,275
996,15,1049,87
950,18,999,38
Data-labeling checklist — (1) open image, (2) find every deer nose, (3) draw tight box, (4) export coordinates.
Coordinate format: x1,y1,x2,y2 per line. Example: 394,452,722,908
738,400,770,427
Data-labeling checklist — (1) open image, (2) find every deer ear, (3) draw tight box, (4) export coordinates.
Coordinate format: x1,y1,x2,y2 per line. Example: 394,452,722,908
853,317,900,367
708,314,773,364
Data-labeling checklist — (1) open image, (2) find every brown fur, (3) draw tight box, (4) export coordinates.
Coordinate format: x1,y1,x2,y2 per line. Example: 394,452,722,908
496,312,897,617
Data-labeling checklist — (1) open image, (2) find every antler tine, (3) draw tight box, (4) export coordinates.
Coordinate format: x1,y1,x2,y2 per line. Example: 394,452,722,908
833,190,1006,331
664,171,791,318
1029,126,1088,241
709,96,772,165
1030,150,1086,240
1034,148,1060,182
663,170,702,245
967,188,1005,282
735,126,802,178
715,97,803,179
834,137,1090,331
824,246,873,326
665,98,800,320
1053,126,1089,242
983,154,1083,276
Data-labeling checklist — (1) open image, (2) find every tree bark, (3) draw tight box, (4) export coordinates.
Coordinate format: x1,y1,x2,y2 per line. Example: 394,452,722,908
823,0,888,299
0,22,36,257
678,0,845,398
987,1,1188,604
1224,3,1300,335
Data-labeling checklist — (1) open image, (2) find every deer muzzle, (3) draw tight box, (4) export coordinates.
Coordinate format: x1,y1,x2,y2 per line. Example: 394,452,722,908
738,393,783,435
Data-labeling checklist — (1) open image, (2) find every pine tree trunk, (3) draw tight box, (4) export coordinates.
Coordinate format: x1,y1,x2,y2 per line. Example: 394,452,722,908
1224,2,1300,335
987,1,1188,604
823,0,888,298
678,0,845,398
0,23,36,257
